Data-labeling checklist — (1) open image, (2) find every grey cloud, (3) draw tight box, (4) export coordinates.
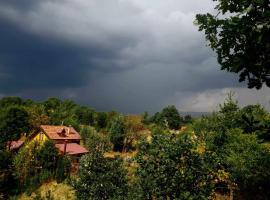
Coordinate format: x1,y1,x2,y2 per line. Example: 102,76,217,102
169,86,270,113
0,0,267,113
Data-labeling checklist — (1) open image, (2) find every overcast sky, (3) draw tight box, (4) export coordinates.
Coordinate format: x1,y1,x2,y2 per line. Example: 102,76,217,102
0,0,269,113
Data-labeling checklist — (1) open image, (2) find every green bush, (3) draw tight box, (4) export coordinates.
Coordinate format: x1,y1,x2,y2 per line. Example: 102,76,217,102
73,150,128,200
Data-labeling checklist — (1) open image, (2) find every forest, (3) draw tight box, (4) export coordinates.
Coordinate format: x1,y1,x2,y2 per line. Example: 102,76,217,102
0,95,270,200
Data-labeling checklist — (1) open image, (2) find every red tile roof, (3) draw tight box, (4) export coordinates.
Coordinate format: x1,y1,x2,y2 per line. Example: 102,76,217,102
55,143,88,155
8,140,24,150
41,125,81,140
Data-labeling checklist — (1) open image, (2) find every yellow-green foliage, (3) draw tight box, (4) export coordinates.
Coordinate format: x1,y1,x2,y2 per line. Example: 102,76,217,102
18,181,75,200
28,132,49,147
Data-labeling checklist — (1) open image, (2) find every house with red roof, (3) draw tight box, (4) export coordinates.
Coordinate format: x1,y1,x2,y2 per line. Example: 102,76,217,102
31,125,88,158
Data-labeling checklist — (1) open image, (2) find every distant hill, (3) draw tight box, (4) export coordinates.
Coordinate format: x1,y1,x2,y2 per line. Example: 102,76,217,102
181,112,210,118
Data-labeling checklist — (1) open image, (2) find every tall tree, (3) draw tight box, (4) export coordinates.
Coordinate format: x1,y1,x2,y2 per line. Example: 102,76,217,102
0,106,30,148
196,0,270,89
108,116,126,151
161,105,182,129
95,112,108,129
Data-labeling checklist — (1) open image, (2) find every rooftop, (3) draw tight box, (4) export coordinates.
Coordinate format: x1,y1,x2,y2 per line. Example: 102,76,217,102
41,125,81,140
55,143,88,155
8,140,24,150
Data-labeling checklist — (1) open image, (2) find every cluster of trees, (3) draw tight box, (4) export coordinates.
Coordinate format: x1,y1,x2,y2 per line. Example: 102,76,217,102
0,96,119,138
13,141,71,194
0,95,270,199
0,96,97,198
80,114,145,153
74,96,270,200
74,131,217,200
193,95,270,199
0,140,70,198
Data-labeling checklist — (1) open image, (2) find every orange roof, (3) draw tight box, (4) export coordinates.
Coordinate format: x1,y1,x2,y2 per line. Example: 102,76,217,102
55,143,88,155
41,125,81,140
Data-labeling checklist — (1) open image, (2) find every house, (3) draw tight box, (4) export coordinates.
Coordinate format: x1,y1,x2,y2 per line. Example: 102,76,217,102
32,125,88,159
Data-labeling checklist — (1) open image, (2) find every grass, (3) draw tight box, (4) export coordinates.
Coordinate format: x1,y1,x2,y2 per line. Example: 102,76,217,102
18,181,75,200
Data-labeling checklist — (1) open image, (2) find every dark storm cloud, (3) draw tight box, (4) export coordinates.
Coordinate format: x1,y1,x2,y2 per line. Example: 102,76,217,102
0,0,269,113
0,0,40,11
0,19,88,93
0,17,130,93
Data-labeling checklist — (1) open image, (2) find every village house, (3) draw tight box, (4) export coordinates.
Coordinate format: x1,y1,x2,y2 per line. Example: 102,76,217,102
31,125,88,162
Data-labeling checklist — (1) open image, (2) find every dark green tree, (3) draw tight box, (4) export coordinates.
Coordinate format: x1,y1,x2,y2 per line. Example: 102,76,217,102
239,104,270,140
195,0,270,89
37,140,59,171
149,112,163,126
161,105,182,129
0,106,30,148
149,106,183,129
75,106,95,125
0,96,24,108
183,114,192,124
44,98,62,113
95,112,108,129
108,116,126,152
221,129,270,199
142,112,150,125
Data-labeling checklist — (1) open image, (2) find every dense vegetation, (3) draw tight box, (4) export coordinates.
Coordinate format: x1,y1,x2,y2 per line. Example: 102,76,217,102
0,96,270,199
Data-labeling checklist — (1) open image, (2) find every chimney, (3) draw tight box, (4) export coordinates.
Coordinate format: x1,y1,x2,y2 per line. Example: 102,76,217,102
63,140,67,155
67,125,71,135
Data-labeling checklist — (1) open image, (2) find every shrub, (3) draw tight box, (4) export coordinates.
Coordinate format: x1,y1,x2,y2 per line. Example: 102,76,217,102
73,150,128,200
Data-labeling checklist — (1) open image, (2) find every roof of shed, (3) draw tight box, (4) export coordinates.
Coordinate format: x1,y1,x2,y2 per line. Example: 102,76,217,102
55,143,88,155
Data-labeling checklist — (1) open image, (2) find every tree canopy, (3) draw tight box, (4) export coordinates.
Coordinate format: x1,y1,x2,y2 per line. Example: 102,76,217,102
148,105,183,129
135,131,216,199
0,106,30,148
73,150,128,200
195,0,270,89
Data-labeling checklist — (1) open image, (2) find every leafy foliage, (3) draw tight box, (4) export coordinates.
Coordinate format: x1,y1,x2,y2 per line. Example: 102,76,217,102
222,129,270,199
135,131,215,200
0,96,25,108
13,141,70,193
80,126,112,152
0,106,30,147
193,95,270,199
36,140,60,171
124,115,145,151
95,112,108,130
149,105,183,129
73,151,128,200
75,106,95,125
108,116,126,152
195,0,270,89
